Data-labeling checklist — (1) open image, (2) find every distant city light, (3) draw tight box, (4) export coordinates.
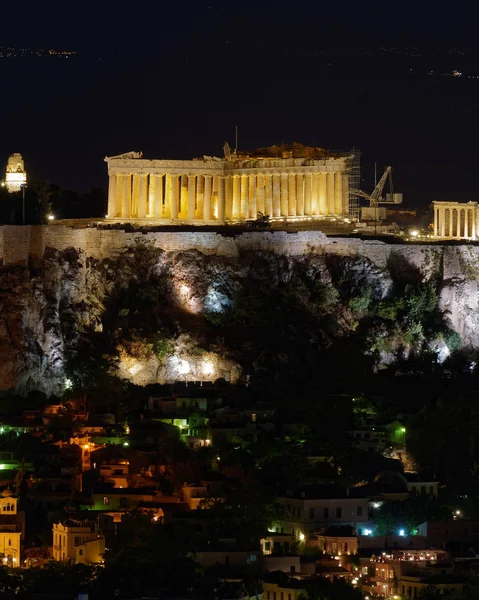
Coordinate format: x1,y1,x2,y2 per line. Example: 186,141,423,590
299,532,305,541
47,214,55,220
398,529,406,537
364,528,373,536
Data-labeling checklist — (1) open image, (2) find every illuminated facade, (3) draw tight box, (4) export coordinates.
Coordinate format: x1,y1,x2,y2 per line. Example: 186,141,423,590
0,491,22,567
53,521,105,564
5,153,27,192
105,144,354,224
433,200,478,239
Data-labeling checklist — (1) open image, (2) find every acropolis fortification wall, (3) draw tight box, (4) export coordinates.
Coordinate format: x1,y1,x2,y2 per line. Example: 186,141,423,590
0,225,478,282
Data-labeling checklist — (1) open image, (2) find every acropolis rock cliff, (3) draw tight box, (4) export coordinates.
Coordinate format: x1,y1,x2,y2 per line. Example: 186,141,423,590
0,225,478,395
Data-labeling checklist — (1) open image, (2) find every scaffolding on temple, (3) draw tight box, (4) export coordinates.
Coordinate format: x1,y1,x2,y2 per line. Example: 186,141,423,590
348,147,361,220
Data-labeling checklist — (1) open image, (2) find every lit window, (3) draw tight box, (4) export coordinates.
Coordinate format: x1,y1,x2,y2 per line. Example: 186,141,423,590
102,496,109,505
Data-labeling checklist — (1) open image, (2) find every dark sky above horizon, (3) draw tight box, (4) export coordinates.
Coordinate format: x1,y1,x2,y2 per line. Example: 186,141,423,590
1,2,478,209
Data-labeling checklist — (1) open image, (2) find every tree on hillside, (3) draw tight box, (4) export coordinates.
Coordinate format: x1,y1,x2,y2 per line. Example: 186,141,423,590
31,180,53,223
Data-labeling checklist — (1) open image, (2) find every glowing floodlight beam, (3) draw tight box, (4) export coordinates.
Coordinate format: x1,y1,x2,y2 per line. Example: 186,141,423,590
128,363,142,376
202,361,214,376
178,359,190,375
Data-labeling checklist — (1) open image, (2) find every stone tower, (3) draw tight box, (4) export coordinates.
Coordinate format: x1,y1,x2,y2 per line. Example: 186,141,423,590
5,153,27,193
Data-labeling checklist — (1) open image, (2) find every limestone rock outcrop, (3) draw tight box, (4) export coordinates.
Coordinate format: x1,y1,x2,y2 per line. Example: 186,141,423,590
1,233,479,396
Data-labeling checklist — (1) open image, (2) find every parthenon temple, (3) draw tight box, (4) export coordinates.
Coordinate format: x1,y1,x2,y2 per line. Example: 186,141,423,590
105,144,354,224
433,200,478,239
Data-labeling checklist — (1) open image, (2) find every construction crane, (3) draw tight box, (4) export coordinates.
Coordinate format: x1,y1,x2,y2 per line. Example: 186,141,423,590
350,165,402,222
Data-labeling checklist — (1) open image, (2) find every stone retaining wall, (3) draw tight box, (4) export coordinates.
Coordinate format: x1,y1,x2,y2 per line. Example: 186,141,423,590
1,225,479,283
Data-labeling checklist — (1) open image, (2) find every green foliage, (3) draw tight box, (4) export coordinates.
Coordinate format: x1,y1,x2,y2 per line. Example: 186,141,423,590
291,276,339,308
136,284,159,307
442,329,462,352
404,321,425,346
118,307,129,317
373,496,451,536
311,280,339,306
94,515,198,598
349,286,373,313
31,180,53,223
376,301,398,321
152,335,174,359
368,332,392,354
248,211,271,228
204,310,229,326
200,480,282,545
403,282,438,321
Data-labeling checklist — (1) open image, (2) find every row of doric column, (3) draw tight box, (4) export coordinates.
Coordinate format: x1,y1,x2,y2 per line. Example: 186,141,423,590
434,205,476,239
107,171,349,221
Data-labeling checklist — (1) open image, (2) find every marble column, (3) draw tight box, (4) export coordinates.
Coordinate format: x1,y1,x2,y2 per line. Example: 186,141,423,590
138,174,148,218
464,209,469,238
256,174,265,215
122,174,132,218
311,173,319,215
335,172,343,215
342,174,349,215
319,173,327,214
296,173,304,216
304,173,312,216
288,173,297,215
265,174,273,216
187,175,196,220
273,174,281,217
441,208,445,237
232,176,241,219
148,174,156,217
240,174,249,219
180,175,188,218
204,175,212,220
218,176,226,222
224,176,233,220
280,173,289,216
156,175,166,217
433,207,438,237
107,174,118,218
212,176,218,218
168,174,179,219
327,172,335,214
248,174,257,218
132,174,141,217
472,208,477,239
197,175,204,219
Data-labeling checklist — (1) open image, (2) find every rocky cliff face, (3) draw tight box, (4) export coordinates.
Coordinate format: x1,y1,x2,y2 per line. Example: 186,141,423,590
1,239,479,396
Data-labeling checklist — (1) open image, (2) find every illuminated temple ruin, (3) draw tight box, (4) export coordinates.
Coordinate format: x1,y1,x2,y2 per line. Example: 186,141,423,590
433,200,478,239
105,144,355,224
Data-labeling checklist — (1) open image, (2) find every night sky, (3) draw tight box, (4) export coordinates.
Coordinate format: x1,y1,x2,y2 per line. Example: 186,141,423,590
0,2,478,209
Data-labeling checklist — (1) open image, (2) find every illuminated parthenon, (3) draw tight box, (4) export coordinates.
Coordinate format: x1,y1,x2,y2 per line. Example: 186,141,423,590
105,144,354,223
433,200,478,239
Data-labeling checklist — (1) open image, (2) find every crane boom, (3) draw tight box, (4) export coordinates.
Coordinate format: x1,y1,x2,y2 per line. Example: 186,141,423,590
350,165,396,207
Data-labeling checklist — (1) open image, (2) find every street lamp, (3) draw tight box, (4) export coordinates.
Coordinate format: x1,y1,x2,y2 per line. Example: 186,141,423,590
20,183,27,225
